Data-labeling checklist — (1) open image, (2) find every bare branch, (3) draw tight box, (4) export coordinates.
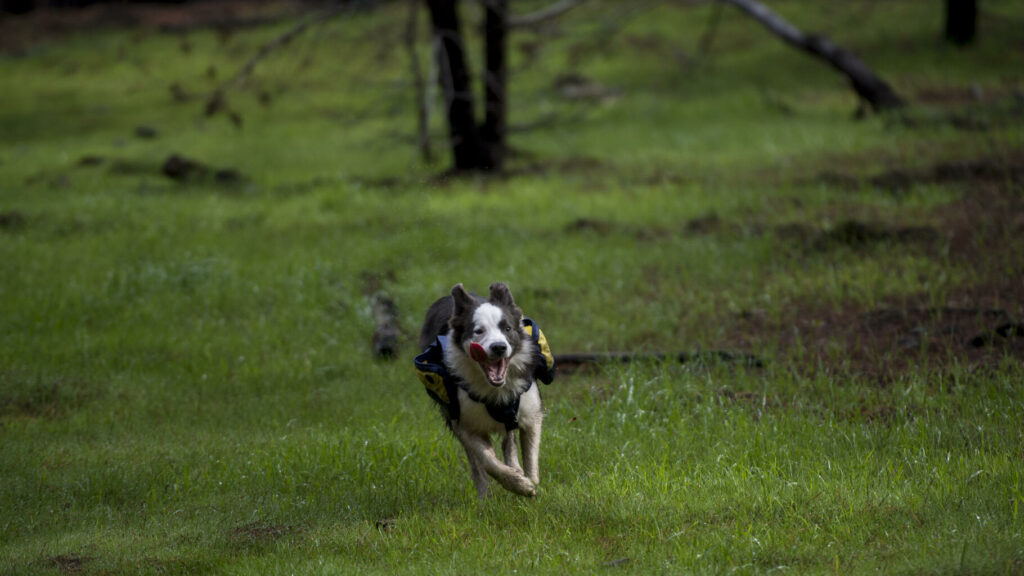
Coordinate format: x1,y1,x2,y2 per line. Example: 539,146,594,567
205,1,366,116
225,14,317,91
720,0,905,111
697,1,724,56
720,0,806,46
507,0,587,29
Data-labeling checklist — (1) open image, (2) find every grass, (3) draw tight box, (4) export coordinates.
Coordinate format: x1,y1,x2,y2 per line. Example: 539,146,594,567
2,1,1023,574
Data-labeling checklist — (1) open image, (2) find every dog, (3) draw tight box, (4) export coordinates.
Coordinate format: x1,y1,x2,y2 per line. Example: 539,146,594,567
414,282,555,497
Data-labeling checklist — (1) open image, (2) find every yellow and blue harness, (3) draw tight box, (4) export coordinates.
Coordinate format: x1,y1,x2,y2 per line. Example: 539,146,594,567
414,318,555,431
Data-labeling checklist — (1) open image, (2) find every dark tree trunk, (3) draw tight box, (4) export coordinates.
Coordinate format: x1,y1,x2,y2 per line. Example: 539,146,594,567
1,0,34,14
945,0,977,46
722,0,905,112
405,0,433,164
425,0,487,171
480,0,508,171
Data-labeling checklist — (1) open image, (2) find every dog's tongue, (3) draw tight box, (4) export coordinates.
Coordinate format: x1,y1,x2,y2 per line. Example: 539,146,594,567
469,342,488,363
469,342,509,385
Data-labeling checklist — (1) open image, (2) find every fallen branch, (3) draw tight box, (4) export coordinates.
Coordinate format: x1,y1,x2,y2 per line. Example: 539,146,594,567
370,291,402,358
968,323,1024,348
720,0,905,112
204,1,368,118
554,350,763,371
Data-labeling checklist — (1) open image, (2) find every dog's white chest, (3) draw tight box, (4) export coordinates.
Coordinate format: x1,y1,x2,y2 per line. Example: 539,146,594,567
456,383,541,436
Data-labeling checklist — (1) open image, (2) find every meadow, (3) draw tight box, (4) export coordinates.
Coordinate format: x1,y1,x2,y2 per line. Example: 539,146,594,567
1,1,1022,573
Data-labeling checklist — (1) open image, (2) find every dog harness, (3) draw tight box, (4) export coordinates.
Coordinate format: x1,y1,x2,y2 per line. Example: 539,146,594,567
414,318,555,431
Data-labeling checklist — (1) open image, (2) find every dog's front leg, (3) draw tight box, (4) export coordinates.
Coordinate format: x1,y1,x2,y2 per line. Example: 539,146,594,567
459,437,491,498
455,428,535,497
519,420,541,486
501,432,522,472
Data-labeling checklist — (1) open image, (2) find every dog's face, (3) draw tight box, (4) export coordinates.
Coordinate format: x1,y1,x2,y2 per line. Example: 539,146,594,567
450,282,524,387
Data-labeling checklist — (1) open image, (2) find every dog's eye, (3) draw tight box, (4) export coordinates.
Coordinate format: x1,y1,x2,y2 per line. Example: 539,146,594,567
503,325,512,333
474,328,485,335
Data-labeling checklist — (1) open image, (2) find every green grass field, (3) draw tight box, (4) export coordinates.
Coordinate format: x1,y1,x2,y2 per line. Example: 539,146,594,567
2,1,1023,573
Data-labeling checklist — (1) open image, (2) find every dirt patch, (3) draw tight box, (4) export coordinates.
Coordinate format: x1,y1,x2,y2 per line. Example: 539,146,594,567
933,173,1024,263
48,553,88,574
968,322,1024,348
790,303,1017,378
563,213,731,241
0,374,98,419
774,220,940,252
66,153,245,189
229,522,299,547
684,212,724,235
817,154,1024,194
564,217,618,236
872,157,1023,193
134,125,159,140
76,155,105,167
162,154,245,185
0,210,27,232
728,155,1024,378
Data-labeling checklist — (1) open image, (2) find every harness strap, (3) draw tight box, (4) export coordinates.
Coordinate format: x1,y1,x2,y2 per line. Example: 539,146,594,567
458,379,533,431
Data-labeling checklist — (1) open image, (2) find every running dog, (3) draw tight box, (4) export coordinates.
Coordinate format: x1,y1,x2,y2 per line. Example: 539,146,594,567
414,282,555,497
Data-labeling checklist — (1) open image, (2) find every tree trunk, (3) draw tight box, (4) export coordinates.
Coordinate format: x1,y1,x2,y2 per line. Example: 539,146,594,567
480,0,508,171
423,0,578,172
1,0,35,14
944,0,977,46
425,0,486,171
722,0,905,112
405,0,433,164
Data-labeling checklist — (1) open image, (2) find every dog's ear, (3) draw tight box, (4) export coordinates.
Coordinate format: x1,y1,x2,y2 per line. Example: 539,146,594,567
451,283,473,316
489,282,515,308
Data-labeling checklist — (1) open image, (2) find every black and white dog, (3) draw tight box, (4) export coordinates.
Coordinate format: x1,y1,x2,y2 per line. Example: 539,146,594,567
415,282,555,497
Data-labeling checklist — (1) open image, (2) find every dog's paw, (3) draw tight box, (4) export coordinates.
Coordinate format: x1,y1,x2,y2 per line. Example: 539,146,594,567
502,473,536,497
518,482,537,497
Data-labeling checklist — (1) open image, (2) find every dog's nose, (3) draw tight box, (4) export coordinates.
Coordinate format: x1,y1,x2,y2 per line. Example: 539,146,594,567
490,342,508,357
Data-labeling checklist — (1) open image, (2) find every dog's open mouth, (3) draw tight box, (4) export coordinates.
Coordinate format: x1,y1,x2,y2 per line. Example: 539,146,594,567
469,343,509,387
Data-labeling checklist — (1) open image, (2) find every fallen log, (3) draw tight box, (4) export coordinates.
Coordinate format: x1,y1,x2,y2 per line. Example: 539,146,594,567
721,0,905,112
370,291,402,358
554,350,763,372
